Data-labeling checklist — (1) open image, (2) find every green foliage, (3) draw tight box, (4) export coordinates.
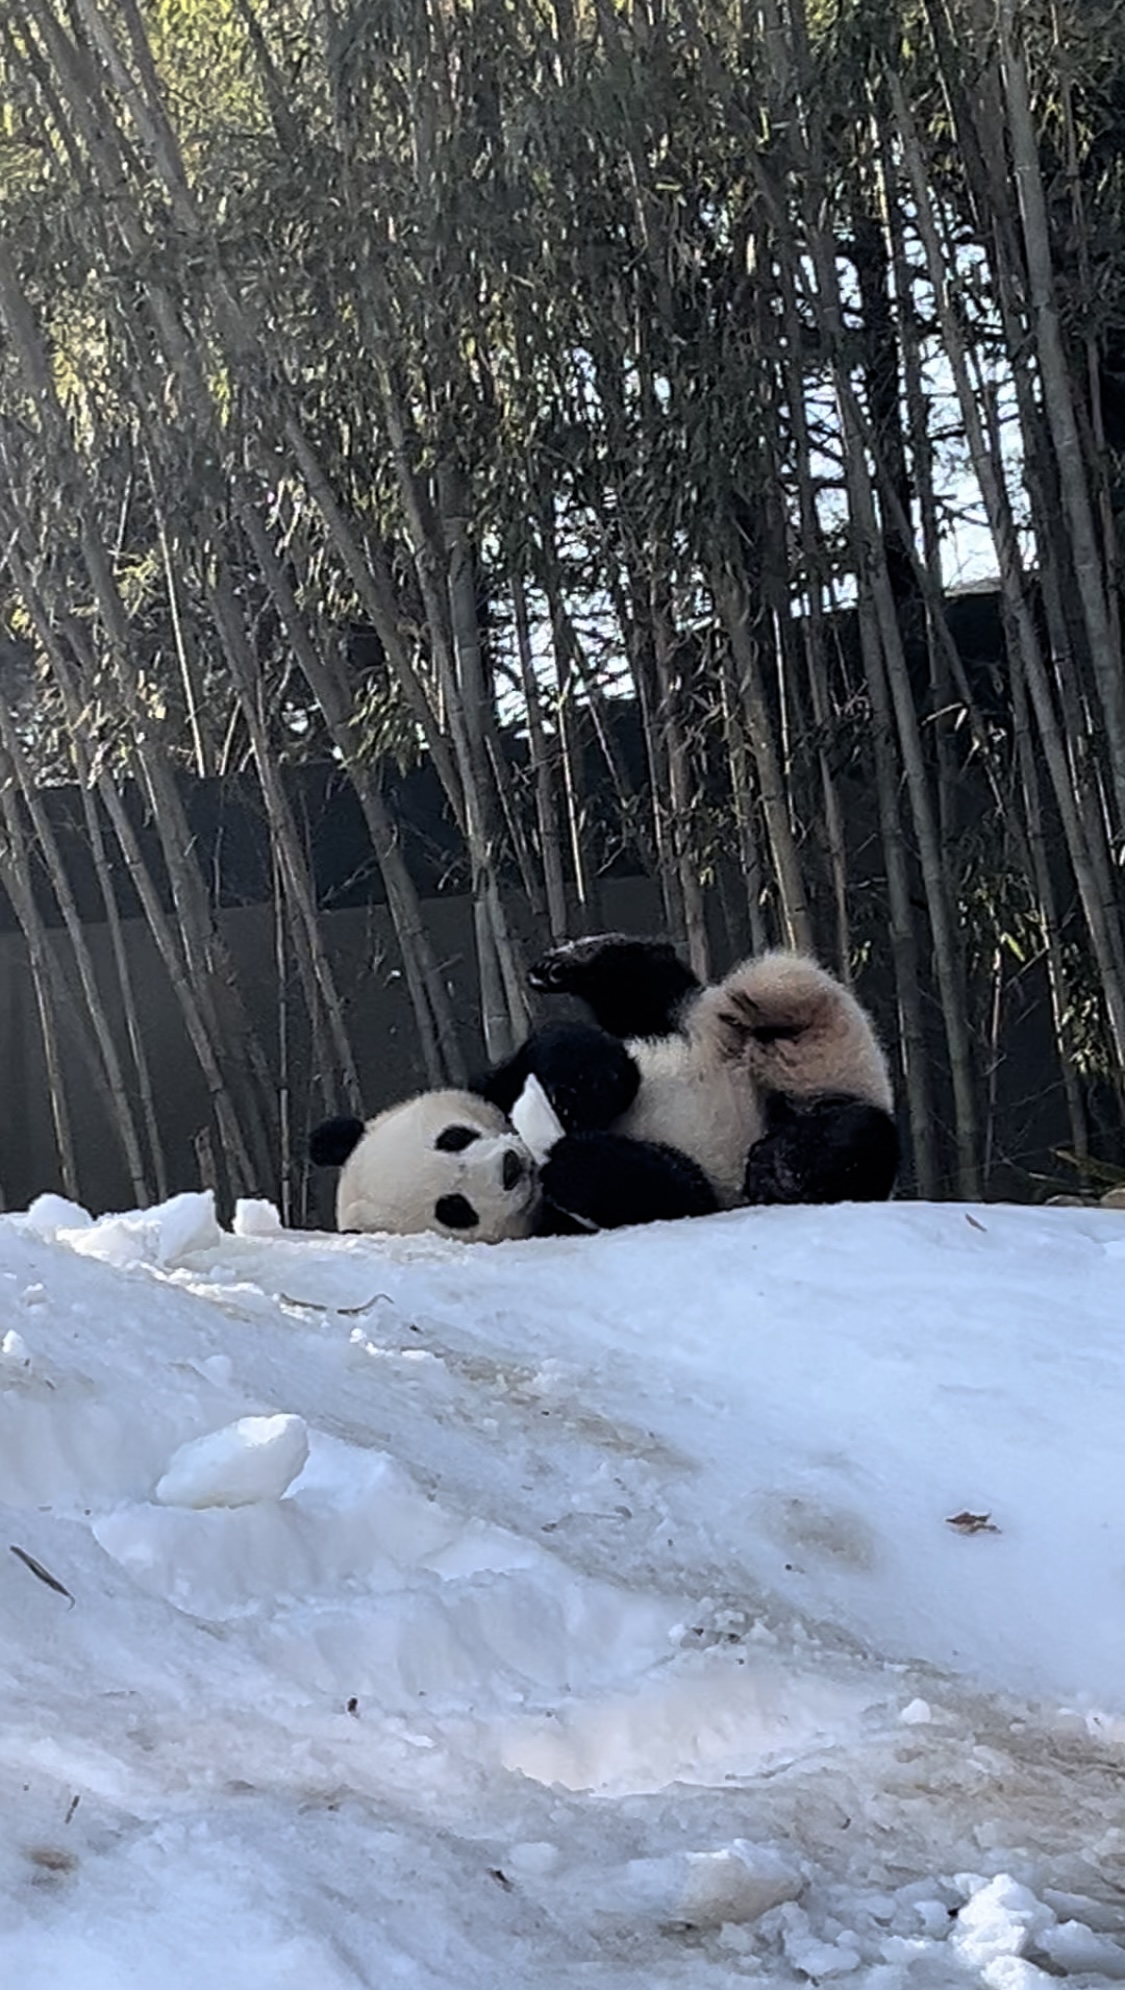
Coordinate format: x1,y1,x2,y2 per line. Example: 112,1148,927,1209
146,0,268,150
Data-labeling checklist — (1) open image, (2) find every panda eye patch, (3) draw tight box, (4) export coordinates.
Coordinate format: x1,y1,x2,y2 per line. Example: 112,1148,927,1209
434,1125,480,1153
435,1193,478,1230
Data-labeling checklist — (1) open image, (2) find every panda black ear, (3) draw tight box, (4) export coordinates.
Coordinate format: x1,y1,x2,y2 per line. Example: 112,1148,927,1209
310,1115,366,1167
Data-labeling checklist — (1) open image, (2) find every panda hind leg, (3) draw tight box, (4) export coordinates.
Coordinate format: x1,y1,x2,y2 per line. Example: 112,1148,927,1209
529,933,700,1039
705,952,894,1111
743,1093,899,1205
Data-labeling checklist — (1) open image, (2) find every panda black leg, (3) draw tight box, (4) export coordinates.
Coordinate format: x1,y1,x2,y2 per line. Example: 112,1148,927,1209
743,1093,899,1205
540,1131,720,1232
474,1024,641,1133
528,934,701,1039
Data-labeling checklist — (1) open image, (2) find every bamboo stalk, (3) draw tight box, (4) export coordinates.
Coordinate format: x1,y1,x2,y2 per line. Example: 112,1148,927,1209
0,225,280,1188
0,790,78,1198
992,0,1125,836
239,494,466,1086
205,558,363,1116
3,553,168,1198
0,683,151,1202
0,531,263,1200
512,576,569,941
890,65,1125,1072
712,571,814,955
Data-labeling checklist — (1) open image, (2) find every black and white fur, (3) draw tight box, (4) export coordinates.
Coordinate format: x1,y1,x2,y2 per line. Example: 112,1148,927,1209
311,935,898,1241
309,1091,543,1242
486,934,898,1221
309,1031,717,1242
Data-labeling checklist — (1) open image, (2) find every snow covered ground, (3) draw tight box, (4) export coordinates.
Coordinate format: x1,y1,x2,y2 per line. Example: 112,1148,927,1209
1,1188,1124,1987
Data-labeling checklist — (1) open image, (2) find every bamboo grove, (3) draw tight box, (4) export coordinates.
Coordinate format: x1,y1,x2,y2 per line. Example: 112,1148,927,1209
0,0,1123,1215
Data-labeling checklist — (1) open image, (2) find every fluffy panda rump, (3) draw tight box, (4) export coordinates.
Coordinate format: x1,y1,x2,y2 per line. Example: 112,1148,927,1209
696,951,894,1114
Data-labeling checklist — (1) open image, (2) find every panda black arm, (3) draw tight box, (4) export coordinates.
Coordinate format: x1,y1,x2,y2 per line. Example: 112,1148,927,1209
528,934,701,1039
473,1024,641,1133
743,1093,899,1205
539,1131,720,1233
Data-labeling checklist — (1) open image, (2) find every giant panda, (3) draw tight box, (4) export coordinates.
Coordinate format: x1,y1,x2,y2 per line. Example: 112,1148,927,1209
310,1089,545,1242
310,934,898,1242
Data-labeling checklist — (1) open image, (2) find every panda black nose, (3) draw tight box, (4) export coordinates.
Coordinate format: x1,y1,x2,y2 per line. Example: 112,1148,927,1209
502,1148,525,1191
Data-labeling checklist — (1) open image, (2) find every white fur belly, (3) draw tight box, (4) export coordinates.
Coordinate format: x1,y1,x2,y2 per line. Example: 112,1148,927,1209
614,1040,763,1207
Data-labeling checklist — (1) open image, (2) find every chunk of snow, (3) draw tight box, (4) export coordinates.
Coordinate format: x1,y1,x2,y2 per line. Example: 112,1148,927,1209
1039,1919,1125,1977
588,1841,802,1928
981,1959,1055,1990
904,1898,953,1939
66,1192,222,1269
20,1193,92,1237
899,1697,932,1724
233,1198,282,1238
694,1842,804,1924
776,1902,863,1976
154,1413,310,1508
950,1875,1056,1969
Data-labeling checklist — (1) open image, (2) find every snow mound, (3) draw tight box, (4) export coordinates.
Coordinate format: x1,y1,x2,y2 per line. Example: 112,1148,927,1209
0,1189,1123,1987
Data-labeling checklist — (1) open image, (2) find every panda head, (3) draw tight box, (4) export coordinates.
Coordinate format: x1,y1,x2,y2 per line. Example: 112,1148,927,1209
314,1090,542,1243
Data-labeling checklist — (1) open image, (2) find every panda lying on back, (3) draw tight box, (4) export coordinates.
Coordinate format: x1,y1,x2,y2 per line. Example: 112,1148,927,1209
311,934,898,1241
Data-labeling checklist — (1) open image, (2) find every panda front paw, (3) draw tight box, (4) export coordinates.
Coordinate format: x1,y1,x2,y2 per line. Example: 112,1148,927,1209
540,1131,720,1231
529,934,700,1038
528,934,633,993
